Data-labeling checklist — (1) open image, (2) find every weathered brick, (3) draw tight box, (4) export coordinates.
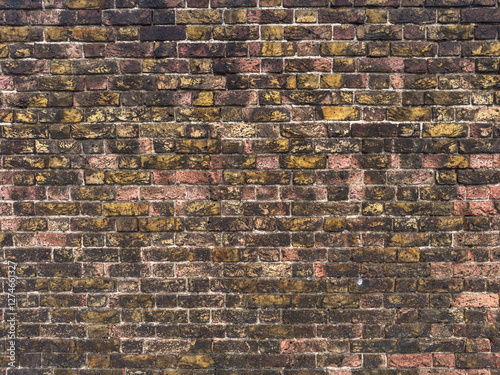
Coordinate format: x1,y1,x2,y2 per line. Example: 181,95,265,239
140,26,186,41
427,25,474,41
462,8,500,23
390,9,435,23
2,0,500,372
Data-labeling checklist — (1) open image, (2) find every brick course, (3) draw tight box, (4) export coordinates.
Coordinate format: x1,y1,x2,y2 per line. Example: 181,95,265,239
1,0,500,373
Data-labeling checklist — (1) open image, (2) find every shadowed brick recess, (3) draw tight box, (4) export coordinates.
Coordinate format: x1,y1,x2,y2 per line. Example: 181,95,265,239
1,0,500,373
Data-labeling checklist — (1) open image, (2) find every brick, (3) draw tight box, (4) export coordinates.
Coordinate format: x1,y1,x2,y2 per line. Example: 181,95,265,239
68,0,114,8
104,10,152,25
359,58,404,73
391,42,436,57
425,0,472,5
321,42,367,56
140,26,186,41
387,108,432,121
2,0,500,372
428,26,474,41
318,107,360,121
357,25,402,40
462,9,500,23
247,9,293,24
453,294,499,308
390,9,436,23
107,43,155,58
318,9,365,23
70,28,114,42
423,123,467,138
0,27,43,42
177,10,222,24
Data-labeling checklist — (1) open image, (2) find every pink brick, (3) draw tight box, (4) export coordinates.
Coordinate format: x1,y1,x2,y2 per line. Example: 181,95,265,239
87,156,118,169
454,202,498,216
453,294,499,308
38,233,67,247
140,186,185,200
314,264,327,278
86,76,107,90
390,74,404,89
2,218,35,231
256,187,278,200
186,186,210,200
153,171,176,185
256,156,279,169
491,186,500,199
1,186,45,201
466,186,489,200
281,339,327,353
454,263,500,277
350,186,363,199
117,187,139,201
334,25,355,40
422,155,441,168
0,76,14,90
494,154,500,168
47,187,70,200
433,353,455,368
387,353,433,368
487,309,500,323
328,155,351,169
431,263,453,277
282,249,300,261
241,187,256,200
470,155,494,168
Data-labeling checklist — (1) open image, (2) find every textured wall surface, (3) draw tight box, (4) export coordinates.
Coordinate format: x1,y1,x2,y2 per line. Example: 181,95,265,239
2,0,500,373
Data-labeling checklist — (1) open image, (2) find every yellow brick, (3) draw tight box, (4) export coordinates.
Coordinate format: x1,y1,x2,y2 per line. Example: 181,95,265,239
45,27,69,42
193,92,214,107
319,106,360,121
50,61,71,75
321,42,366,56
387,108,432,122
296,10,317,23
0,27,40,42
398,248,420,262
224,9,247,24
366,9,387,23
297,75,319,89
261,26,283,40
187,26,211,41
70,28,114,42
423,123,467,138
0,44,7,58
103,203,149,217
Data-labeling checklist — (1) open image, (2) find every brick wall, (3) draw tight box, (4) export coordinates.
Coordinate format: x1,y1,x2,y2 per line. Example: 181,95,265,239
1,0,500,373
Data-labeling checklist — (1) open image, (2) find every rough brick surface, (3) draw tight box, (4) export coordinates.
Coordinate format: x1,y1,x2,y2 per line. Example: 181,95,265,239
1,0,500,373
